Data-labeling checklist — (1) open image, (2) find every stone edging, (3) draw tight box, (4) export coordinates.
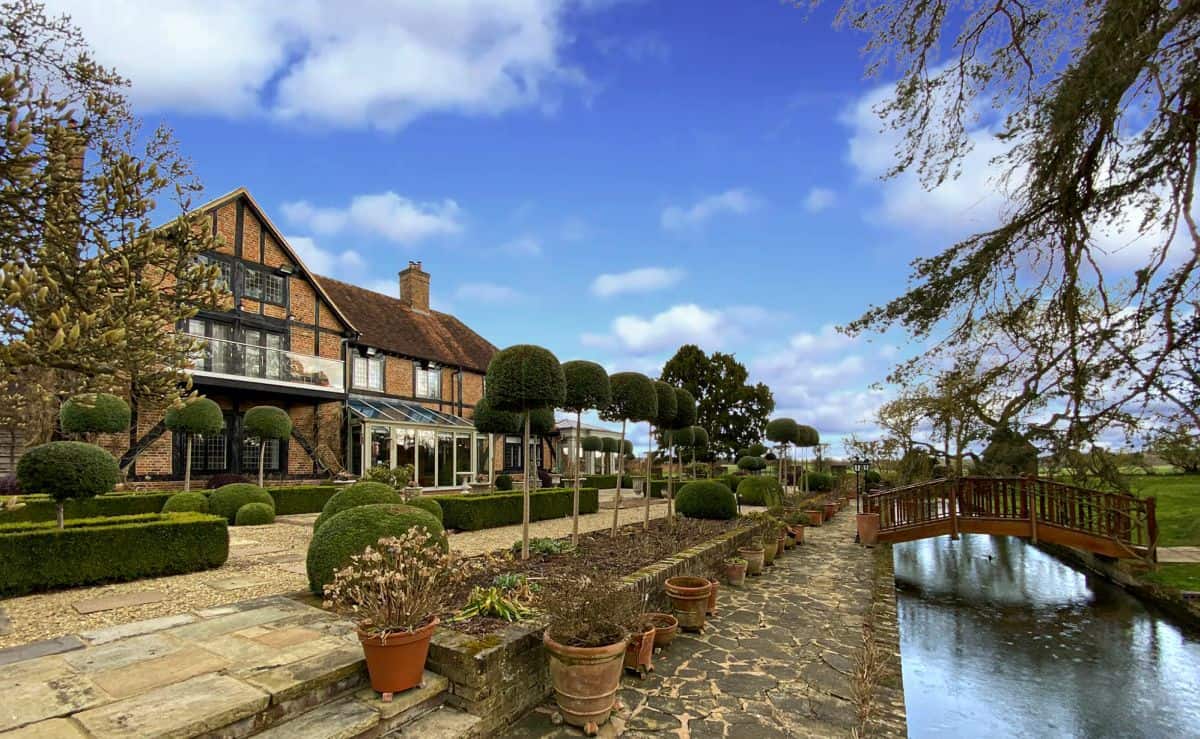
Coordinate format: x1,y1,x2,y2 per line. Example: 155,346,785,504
866,544,908,736
425,520,772,735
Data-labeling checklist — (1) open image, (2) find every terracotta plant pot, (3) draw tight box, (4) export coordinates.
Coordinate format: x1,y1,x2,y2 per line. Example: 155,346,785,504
763,537,778,566
776,534,787,557
358,616,439,697
665,576,712,632
648,613,678,649
789,525,805,545
783,531,796,550
725,561,747,587
623,622,656,678
806,510,823,526
739,545,765,576
857,512,881,546
544,629,629,736
706,578,719,616
824,502,837,520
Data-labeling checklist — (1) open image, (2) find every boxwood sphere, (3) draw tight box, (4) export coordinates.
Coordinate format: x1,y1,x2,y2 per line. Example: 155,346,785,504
737,476,784,506
529,406,555,436
406,496,444,524
806,471,835,492
796,424,820,447
164,397,224,435
60,393,131,435
602,372,657,424
766,418,799,445
580,436,604,453
314,481,402,532
601,437,619,454
16,441,119,502
671,427,694,448
651,380,678,429
243,405,293,440
676,480,737,520
690,426,709,449
235,502,276,526
162,491,209,514
306,503,446,595
672,388,696,430
622,439,634,456
485,344,566,412
209,483,274,524
473,396,522,435
737,455,765,472
561,360,611,413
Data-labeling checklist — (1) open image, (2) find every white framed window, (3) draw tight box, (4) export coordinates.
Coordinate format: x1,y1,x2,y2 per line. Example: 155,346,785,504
414,364,441,399
353,354,384,390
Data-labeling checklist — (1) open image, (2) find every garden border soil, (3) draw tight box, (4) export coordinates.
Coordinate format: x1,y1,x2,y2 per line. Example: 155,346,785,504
425,518,773,735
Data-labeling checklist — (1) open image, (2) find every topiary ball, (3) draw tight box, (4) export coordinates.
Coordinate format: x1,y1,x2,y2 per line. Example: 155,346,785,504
406,496,444,523
602,372,657,424
209,483,274,524
806,471,835,492
561,360,611,414
580,436,603,453
737,455,762,472
495,474,514,491
60,393,131,435
306,503,446,595
313,481,402,533
766,418,799,445
162,491,209,514
737,476,784,507
16,441,119,502
473,396,522,436
676,481,737,520
485,344,566,413
235,502,276,526
243,405,293,441
164,397,224,435
601,437,619,454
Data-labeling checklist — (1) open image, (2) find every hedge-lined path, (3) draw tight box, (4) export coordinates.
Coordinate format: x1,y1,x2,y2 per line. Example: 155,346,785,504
0,491,674,649
506,508,908,738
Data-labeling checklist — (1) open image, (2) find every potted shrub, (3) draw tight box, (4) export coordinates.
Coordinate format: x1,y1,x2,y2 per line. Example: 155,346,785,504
789,524,806,545
762,535,778,566
623,615,656,678
541,578,638,736
776,529,788,557
647,612,678,649
323,527,458,699
824,500,838,521
738,543,765,576
664,575,712,632
783,527,796,550
806,509,823,526
724,557,747,587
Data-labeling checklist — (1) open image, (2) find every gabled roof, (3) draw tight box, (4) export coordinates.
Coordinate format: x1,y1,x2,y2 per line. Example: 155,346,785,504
315,275,497,373
187,187,358,334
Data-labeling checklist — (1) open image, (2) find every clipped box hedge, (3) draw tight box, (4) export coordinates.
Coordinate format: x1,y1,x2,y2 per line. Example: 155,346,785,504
431,487,599,531
0,513,229,596
581,474,633,490
0,493,175,524
267,485,338,515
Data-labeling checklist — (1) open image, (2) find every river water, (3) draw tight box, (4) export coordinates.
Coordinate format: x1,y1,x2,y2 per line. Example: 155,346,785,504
893,534,1200,738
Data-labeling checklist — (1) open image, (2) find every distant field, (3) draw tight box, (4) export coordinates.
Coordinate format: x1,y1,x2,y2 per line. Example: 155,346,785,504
1128,474,1200,547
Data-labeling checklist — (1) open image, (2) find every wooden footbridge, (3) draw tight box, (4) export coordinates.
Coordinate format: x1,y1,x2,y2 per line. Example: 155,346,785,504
860,476,1157,560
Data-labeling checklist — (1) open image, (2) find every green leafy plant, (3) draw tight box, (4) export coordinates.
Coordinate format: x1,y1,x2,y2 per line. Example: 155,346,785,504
208,483,274,525
675,480,737,520
361,463,414,490
235,502,275,526
738,476,784,507
406,496,444,523
164,397,224,492
306,503,445,595
453,585,534,623
313,481,401,532
162,491,209,514
16,441,120,528
514,536,574,555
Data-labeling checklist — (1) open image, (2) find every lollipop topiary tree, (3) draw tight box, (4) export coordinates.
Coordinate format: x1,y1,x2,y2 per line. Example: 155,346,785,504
164,397,224,492
17,441,120,528
243,406,293,488
796,424,820,493
766,417,799,489
484,345,566,560
667,387,697,517
600,372,657,536
644,380,677,529
601,436,619,474
473,396,522,488
59,393,131,440
560,361,611,545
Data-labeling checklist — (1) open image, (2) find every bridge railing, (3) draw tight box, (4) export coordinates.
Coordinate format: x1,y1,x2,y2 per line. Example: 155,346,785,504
862,476,1157,558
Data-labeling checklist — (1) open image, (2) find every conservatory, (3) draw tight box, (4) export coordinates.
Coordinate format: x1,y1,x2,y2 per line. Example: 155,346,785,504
348,395,491,489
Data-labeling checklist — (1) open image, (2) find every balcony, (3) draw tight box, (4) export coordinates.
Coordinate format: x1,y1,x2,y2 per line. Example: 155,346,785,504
184,334,344,395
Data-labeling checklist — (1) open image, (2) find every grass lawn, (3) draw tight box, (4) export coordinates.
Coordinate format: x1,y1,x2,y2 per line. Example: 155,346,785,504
1141,563,1200,592
1126,473,1200,547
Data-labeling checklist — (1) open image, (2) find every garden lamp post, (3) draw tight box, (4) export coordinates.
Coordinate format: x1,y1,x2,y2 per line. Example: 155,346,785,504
852,455,870,514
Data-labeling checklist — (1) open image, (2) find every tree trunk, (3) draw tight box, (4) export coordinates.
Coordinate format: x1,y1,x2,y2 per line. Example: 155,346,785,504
644,424,654,531
184,435,193,492
610,420,626,536
522,412,531,560
667,439,675,522
258,441,266,488
56,502,64,530
572,412,582,546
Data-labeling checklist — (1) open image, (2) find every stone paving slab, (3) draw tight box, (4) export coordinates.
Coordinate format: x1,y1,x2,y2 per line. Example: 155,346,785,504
0,635,85,667
78,613,197,646
74,673,269,738
0,717,90,738
506,509,907,738
206,575,272,591
72,590,166,615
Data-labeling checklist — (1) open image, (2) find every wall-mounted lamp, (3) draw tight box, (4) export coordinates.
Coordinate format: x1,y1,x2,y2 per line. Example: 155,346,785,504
276,265,296,276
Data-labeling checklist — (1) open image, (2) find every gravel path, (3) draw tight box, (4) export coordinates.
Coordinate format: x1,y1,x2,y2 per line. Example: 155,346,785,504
0,492,673,648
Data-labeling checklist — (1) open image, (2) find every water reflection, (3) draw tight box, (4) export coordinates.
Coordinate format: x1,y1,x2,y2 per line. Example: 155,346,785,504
895,534,1200,738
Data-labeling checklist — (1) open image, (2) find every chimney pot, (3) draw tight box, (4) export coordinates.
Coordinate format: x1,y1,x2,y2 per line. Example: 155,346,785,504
399,262,430,312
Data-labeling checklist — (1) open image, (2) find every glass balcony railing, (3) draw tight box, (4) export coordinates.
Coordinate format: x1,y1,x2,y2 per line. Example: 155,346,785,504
184,334,344,392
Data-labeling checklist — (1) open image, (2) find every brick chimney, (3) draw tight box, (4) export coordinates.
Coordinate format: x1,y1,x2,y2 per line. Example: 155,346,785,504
399,261,430,312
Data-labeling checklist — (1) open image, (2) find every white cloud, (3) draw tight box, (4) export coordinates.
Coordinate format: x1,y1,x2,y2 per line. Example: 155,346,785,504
803,187,837,213
454,282,520,303
282,192,463,244
500,235,543,256
285,235,363,276
45,0,594,130
660,189,760,232
590,267,684,297
586,303,766,355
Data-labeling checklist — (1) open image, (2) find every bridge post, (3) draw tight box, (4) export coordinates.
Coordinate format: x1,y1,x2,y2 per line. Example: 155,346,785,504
948,479,959,540
1026,478,1038,544
1147,496,1157,563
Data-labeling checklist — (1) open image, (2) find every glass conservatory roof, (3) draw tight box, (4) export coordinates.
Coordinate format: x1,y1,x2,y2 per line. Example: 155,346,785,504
349,396,474,428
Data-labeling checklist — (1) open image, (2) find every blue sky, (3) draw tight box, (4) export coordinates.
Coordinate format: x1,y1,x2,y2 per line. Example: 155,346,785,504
49,0,1011,451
